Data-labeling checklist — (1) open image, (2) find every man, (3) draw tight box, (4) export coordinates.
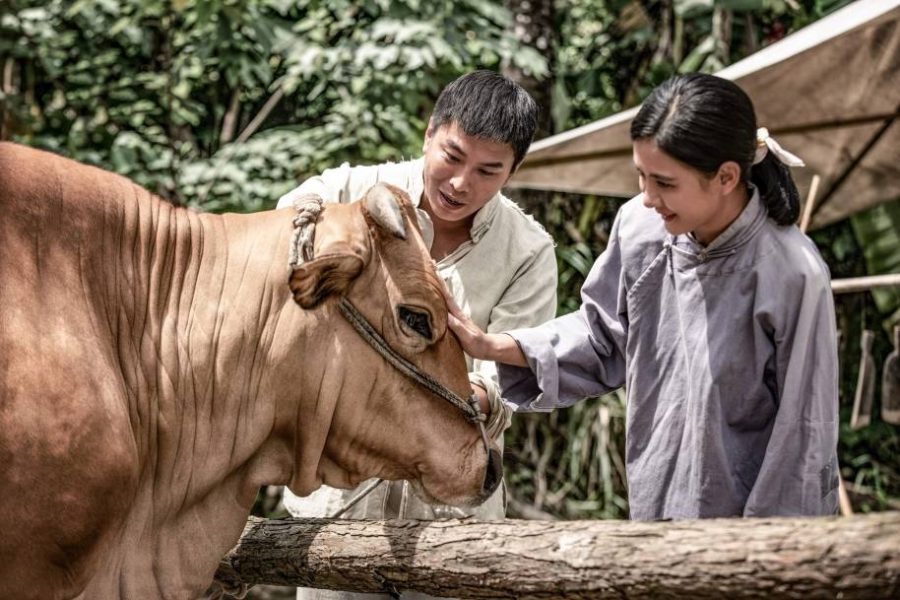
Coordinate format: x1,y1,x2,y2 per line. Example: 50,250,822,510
277,70,557,600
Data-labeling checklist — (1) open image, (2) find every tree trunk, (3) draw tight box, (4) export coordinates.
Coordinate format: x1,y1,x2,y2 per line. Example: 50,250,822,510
500,0,556,220
502,0,555,139
215,513,900,599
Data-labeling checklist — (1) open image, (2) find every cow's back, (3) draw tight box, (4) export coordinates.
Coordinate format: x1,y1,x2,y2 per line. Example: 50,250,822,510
0,143,141,598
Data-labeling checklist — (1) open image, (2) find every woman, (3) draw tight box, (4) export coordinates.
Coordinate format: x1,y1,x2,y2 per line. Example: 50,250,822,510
448,73,839,519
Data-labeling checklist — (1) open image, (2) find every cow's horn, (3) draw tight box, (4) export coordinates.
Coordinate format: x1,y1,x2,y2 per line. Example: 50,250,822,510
363,184,406,240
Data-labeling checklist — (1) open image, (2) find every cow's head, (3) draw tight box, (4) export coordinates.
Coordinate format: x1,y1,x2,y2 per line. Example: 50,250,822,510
285,183,501,509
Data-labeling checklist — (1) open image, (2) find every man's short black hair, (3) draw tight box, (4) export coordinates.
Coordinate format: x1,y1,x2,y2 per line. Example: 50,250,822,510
430,70,538,171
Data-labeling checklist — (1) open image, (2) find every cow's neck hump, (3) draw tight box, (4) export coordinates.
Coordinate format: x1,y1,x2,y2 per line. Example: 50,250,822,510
108,195,293,467
109,196,300,594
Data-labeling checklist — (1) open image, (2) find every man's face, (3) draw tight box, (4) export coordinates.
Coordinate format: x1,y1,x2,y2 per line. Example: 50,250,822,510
421,121,516,226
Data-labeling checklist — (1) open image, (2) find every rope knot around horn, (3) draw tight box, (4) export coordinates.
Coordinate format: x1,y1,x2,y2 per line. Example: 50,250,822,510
289,194,324,269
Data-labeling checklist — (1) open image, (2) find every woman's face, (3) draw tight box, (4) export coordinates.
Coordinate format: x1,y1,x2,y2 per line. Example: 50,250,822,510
632,138,740,245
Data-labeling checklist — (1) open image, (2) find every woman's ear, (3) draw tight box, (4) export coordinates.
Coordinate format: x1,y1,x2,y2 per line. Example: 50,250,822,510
717,161,742,195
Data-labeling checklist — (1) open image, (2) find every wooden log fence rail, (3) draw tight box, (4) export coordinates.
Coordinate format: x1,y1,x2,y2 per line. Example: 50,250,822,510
831,273,900,294
215,512,900,599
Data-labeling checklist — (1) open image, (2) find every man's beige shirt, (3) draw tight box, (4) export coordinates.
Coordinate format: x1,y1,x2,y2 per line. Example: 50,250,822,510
277,158,557,519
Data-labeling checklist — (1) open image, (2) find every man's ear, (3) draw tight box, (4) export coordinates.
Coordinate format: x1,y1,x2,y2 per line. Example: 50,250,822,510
717,161,742,195
289,253,364,309
504,160,520,184
423,117,436,153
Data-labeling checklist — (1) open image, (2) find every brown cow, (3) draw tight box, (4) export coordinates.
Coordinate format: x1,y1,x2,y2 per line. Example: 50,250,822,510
0,142,501,599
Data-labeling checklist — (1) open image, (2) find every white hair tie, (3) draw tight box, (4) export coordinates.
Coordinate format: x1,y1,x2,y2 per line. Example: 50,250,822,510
754,127,805,167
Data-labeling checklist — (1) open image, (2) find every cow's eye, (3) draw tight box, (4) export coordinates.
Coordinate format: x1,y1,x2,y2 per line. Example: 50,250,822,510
398,306,433,340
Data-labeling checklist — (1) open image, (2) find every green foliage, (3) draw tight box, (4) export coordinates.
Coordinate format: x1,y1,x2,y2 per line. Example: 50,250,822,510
851,201,900,331
2,0,290,198
551,0,855,130
1,0,544,211
839,421,900,512
506,391,629,520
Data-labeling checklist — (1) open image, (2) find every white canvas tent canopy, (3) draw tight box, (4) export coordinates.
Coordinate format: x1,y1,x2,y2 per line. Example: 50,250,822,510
509,0,900,231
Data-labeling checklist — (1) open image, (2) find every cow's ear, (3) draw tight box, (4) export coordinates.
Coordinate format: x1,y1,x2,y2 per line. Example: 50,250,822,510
363,183,407,239
289,253,364,309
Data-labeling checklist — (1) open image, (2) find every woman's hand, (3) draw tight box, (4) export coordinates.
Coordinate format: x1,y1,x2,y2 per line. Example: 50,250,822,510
442,283,528,368
443,287,491,359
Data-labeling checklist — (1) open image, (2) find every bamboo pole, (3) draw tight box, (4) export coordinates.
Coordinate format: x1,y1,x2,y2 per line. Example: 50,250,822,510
831,274,900,294
799,174,821,233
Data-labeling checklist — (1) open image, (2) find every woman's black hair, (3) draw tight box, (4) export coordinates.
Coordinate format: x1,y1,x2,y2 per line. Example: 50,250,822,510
629,73,800,226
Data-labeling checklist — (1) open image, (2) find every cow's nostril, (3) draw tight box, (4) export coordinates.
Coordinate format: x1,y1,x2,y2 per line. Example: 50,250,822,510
482,448,503,497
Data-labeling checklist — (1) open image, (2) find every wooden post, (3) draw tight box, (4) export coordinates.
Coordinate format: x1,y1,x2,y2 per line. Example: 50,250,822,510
799,174,821,233
213,514,900,599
